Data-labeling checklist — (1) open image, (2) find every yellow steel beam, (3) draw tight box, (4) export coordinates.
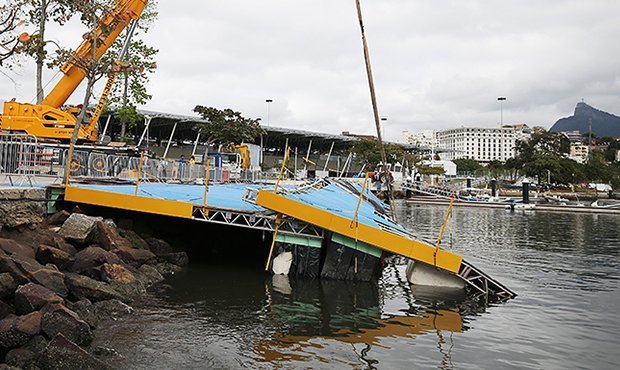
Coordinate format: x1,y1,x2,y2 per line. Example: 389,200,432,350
256,190,462,273
64,186,194,219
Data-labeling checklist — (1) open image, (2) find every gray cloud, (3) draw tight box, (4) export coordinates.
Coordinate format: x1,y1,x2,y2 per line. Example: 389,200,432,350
2,0,619,140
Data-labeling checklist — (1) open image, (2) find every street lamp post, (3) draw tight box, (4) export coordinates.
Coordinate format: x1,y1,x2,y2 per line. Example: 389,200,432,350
265,99,273,127
497,97,507,126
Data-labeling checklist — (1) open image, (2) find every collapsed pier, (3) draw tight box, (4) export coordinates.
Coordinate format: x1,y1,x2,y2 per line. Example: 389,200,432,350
58,178,516,301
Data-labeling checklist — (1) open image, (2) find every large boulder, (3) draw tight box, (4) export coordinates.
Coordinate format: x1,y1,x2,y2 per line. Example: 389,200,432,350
137,264,164,287
155,262,183,276
95,221,133,251
28,229,78,256
49,236,78,256
58,214,102,244
66,300,97,329
0,311,43,348
0,301,14,321
14,283,63,315
64,273,125,303
113,246,156,268
158,252,189,266
30,267,68,298
5,348,37,369
0,255,30,283
36,245,75,270
142,235,173,255
23,334,48,355
0,188,45,230
37,333,112,370
118,229,150,250
47,210,71,226
13,228,77,256
0,254,68,297
41,303,93,346
101,263,135,284
0,239,35,259
0,363,21,370
94,299,133,319
0,272,17,299
69,246,125,280
68,299,132,329
109,280,145,300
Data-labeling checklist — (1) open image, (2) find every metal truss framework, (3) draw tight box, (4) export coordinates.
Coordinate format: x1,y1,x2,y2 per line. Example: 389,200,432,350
400,181,459,200
191,207,324,239
458,259,516,301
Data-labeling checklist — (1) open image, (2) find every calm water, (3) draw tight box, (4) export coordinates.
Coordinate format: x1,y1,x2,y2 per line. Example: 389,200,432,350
93,203,620,369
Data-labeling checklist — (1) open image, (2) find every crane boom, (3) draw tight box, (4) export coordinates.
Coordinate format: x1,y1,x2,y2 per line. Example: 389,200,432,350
0,0,148,143
90,19,140,136
42,0,147,108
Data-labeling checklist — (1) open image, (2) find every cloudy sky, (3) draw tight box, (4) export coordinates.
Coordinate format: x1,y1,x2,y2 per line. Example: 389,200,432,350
2,0,619,141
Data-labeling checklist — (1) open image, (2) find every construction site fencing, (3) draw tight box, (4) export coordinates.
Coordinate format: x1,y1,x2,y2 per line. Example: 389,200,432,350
0,134,266,184
64,150,266,183
0,134,59,185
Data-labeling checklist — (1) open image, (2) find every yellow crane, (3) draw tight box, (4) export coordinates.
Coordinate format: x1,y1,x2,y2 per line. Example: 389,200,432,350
0,0,147,142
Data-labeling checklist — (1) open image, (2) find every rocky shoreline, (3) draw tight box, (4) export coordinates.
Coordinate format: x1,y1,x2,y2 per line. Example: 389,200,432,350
0,209,188,369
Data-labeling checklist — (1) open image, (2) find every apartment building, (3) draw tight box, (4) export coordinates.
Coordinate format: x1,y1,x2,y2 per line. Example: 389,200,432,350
435,125,531,162
569,143,589,164
402,130,437,148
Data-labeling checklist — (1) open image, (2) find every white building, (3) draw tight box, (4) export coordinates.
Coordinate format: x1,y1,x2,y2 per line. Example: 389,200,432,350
436,125,531,163
420,160,457,177
569,143,589,164
402,130,438,148
512,124,533,142
561,130,584,143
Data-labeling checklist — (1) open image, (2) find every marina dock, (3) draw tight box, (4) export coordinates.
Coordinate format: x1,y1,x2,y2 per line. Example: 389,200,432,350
56,179,515,300
406,195,620,214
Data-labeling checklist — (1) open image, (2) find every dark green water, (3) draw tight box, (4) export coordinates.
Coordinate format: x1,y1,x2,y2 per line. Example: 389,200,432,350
92,203,620,369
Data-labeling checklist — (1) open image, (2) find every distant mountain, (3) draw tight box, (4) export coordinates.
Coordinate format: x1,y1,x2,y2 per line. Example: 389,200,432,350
549,102,620,137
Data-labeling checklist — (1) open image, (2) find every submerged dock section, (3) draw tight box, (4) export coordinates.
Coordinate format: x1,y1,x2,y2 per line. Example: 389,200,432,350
61,179,515,300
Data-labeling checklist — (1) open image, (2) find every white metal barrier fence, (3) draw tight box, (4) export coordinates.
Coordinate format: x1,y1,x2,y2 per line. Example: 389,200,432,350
62,149,267,183
0,134,266,184
0,134,61,185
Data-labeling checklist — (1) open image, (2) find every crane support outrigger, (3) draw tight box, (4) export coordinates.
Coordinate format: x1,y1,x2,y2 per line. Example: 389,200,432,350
0,0,148,143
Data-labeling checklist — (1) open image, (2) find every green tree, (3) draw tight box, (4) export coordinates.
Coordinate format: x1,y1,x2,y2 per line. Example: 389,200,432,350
583,152,613,183
104,1,158,139
504,157,518,180
603,139,620,162
486,160,504,177
508,131,573,184
57,0,118,182
417,164,445,176
453,158,482,174
351,139,418,168
17,0,81,103
610,163,620,190
192,106,265,146
0,4,24,67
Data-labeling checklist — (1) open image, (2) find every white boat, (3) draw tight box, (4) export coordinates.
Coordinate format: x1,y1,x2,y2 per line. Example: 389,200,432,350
505,203,536,210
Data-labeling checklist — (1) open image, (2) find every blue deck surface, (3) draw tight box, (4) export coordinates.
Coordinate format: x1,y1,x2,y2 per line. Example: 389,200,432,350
74,183,268,212
73,181,410,234
279,183,410,234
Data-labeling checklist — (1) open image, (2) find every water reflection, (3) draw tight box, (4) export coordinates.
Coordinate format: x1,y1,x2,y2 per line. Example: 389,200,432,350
90,205,620,369
402,203,620,293
255,272,487,367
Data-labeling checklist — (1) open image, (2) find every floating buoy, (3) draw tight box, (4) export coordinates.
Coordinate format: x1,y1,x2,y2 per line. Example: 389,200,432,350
271,251,292,275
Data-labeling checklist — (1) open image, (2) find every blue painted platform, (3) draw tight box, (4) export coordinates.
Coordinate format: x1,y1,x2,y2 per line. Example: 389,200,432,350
73,183,268,213
71,181,409,235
